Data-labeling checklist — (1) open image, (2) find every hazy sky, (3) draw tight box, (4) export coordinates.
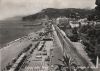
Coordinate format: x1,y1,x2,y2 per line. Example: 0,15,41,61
0,0,96,20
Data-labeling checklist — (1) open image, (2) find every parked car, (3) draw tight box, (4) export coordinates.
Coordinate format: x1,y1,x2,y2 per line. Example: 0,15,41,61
42,52,47,55
35,53,42,59
45,56,50,61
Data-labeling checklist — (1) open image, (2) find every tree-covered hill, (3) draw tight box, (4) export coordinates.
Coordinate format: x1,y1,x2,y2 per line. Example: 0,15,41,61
22,8,94,21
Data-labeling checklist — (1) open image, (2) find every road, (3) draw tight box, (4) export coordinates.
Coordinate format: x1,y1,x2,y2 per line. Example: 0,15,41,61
51,25,64,65
52,25,94,67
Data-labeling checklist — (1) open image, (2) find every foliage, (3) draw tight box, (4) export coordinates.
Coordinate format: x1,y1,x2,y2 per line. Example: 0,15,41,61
55,55,93,71
55,55,77,71
78,23,100,64
22,8,94,21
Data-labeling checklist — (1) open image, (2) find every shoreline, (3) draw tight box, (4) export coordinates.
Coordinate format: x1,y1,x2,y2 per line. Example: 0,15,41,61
0,20,43,48
0,31,38,70
0,31,35,50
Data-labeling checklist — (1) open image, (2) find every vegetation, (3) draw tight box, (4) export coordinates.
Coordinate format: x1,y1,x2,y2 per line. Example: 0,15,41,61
22,8,94,21
87,0,100,21
78,23,100,64
58,20,100,64
55,55,93,71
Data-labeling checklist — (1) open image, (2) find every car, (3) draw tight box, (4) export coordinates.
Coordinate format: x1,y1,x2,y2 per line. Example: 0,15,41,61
35,55,42,59
45,56,50,61
43,37,53,41
43,49,47,52
35,53,42,59
42,52,47,55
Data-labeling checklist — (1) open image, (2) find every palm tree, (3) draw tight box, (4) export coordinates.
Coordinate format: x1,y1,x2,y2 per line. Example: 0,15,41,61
55,55,77,71
55,55,93,71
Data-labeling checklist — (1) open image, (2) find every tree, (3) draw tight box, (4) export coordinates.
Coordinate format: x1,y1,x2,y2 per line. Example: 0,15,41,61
55,55,77,71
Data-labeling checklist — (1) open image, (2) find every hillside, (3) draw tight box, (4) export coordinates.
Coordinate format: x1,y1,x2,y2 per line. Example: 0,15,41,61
22,8,94,21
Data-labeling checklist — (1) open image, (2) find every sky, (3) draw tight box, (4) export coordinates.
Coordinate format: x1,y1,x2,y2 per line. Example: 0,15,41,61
0,0,96,20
